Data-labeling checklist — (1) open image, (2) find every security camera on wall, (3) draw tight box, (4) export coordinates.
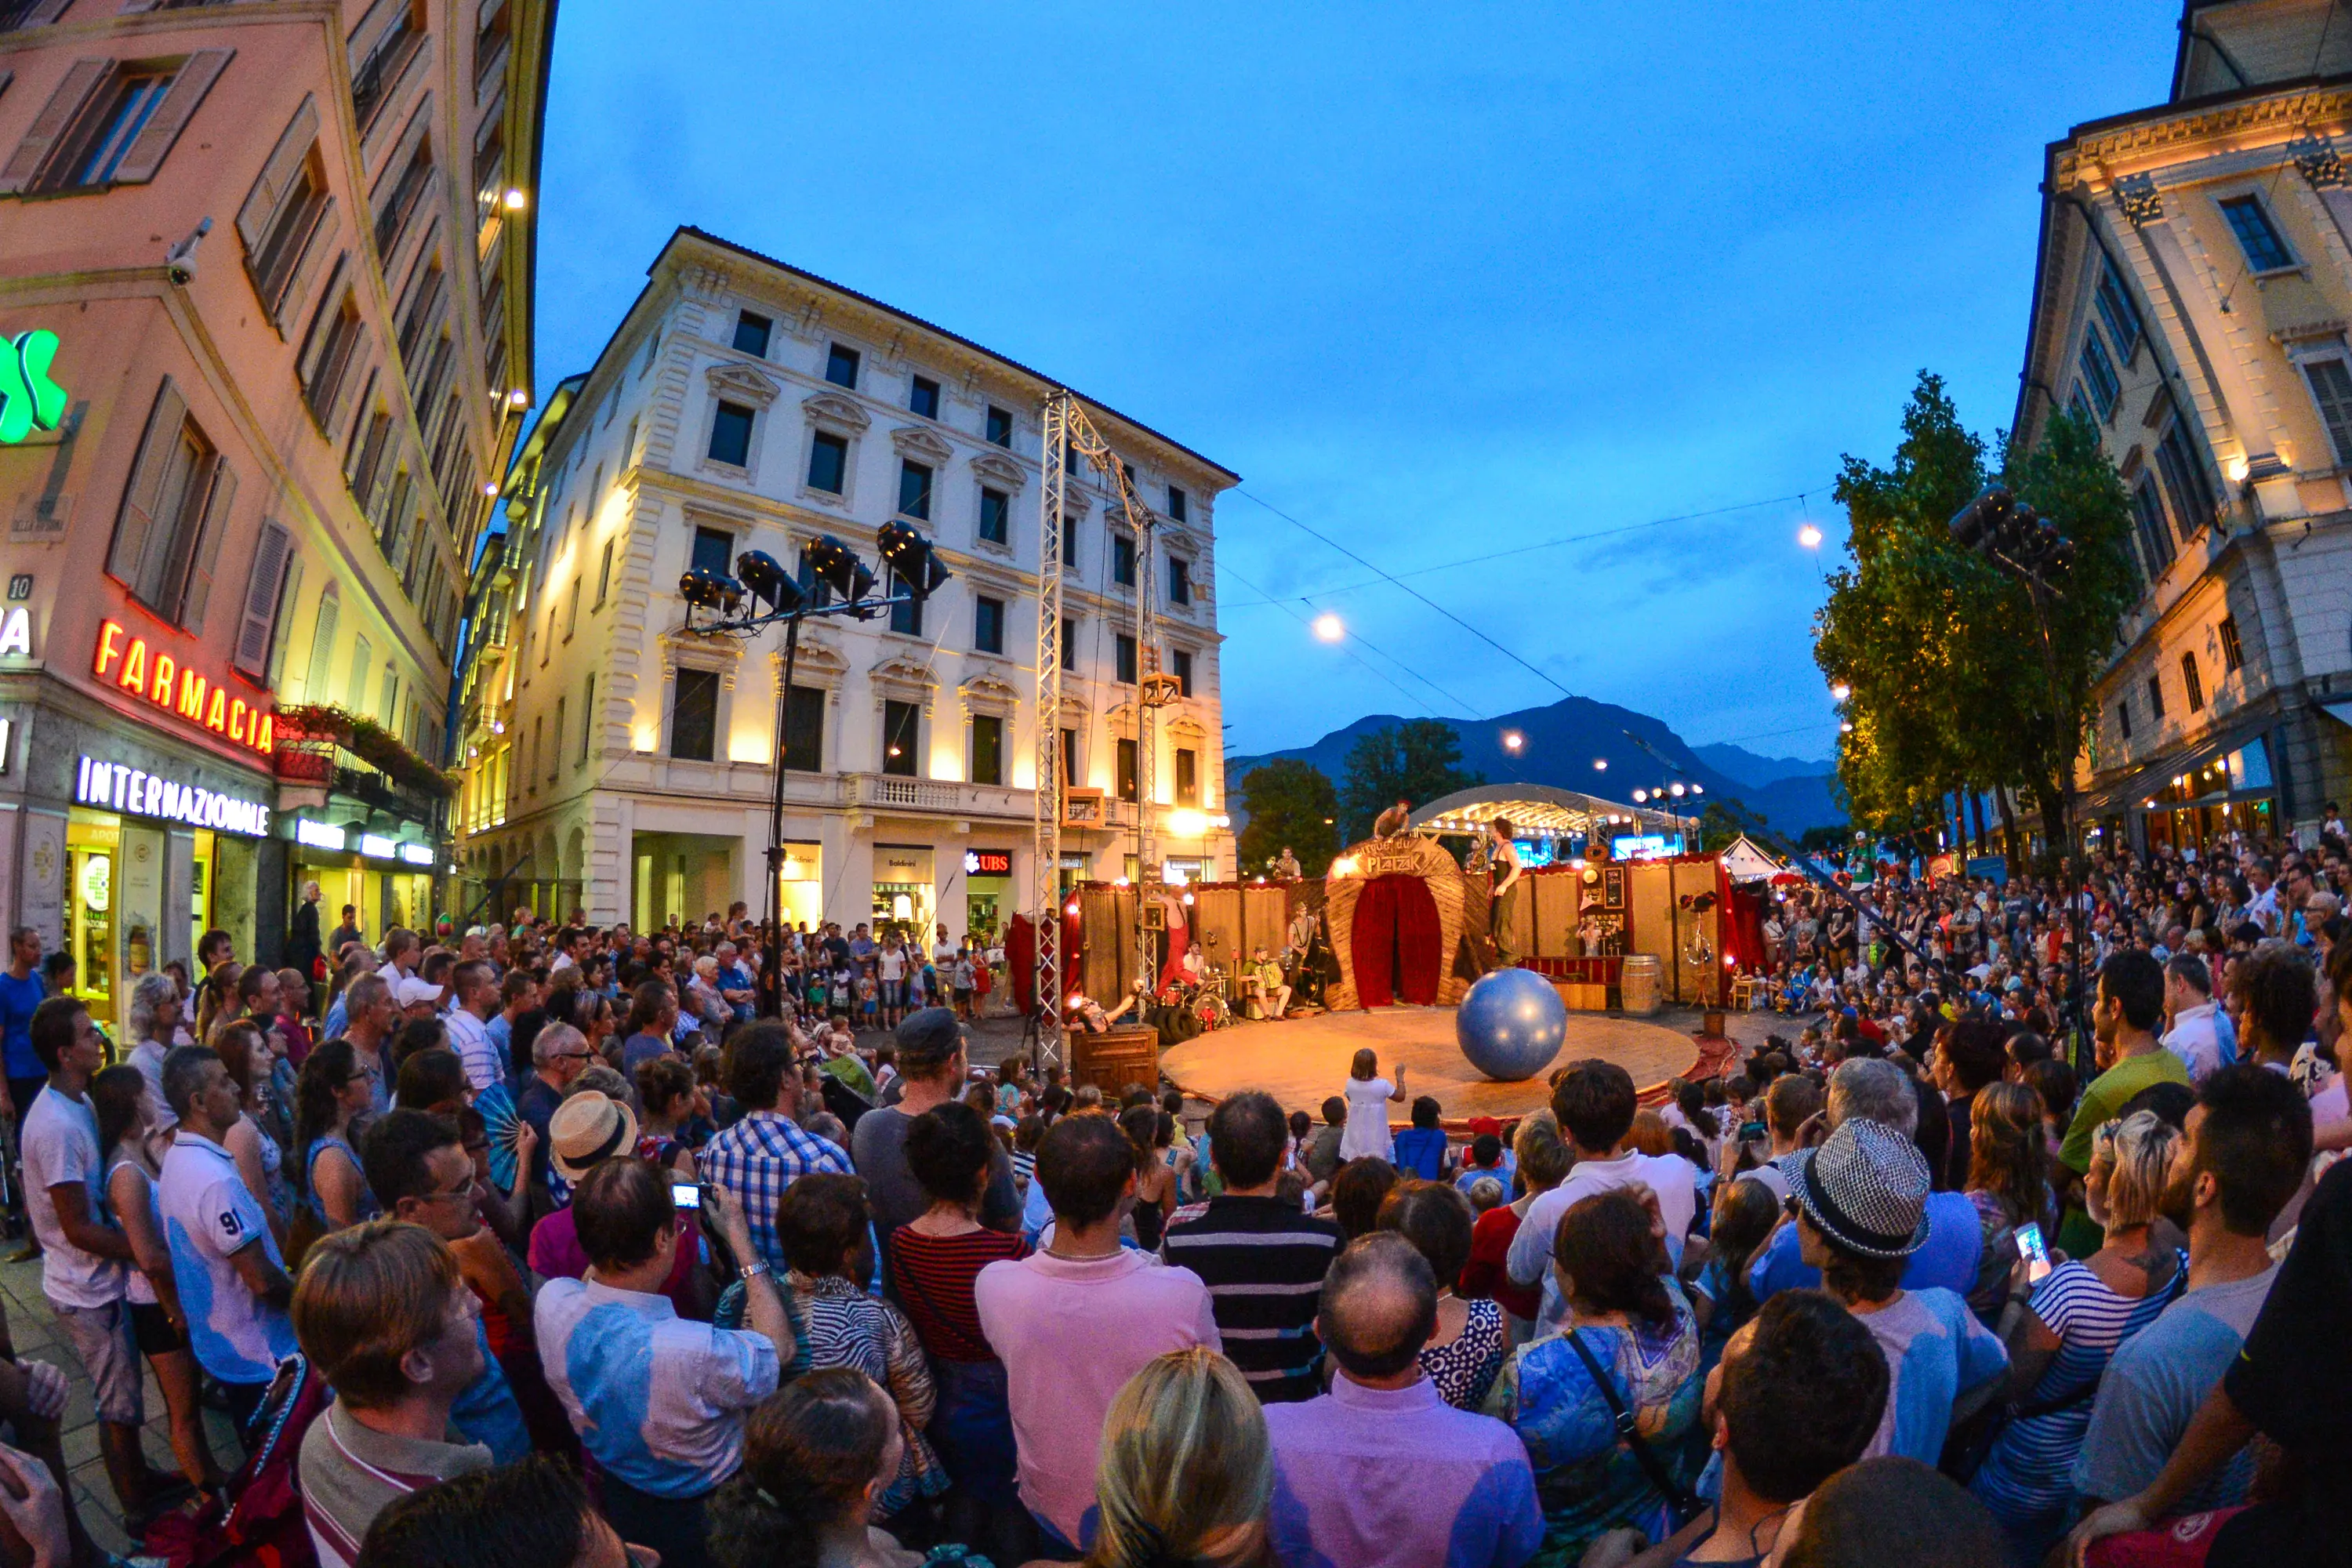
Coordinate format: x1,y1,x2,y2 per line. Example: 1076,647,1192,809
164,218,212,287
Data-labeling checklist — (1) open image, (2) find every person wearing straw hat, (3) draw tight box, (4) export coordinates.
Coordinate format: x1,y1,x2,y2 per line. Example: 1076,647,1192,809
526,1091,704,1317
1784,1117,2008,1467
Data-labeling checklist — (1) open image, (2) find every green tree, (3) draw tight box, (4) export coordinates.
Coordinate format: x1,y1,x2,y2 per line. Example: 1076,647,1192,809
1696,800,1743,853
1338,720,1482,843
1236,759,1340,877
1813,372,2136,867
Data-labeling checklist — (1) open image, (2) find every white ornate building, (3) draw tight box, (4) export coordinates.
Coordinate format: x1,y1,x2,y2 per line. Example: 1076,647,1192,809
450,227,1238,935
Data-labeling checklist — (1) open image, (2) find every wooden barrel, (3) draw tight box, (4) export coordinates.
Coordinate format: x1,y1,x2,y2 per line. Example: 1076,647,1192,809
1620,954,1663,1015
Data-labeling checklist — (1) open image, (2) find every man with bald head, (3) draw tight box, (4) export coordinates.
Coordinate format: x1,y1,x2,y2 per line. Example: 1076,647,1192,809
1262,1234,1541,1567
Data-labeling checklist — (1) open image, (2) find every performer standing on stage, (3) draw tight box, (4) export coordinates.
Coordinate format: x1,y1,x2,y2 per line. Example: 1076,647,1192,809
1487,816,1523,969
1373,797,1413,838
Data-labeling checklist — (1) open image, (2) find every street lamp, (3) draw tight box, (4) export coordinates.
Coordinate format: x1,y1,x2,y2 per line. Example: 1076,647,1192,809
1829,682,1852,702
680,528,949,1016
1798,524,1824,550
1502,731,1524,753
1312,612,1344,642
1592,758,1607,771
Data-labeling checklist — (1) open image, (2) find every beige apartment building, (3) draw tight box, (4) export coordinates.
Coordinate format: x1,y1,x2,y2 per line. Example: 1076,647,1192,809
2018,0,2352,851
0,0,553,1032
450,227,1239,937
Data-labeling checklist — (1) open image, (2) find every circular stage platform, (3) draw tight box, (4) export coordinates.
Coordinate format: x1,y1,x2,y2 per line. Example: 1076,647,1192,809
1160,1007,1712,1126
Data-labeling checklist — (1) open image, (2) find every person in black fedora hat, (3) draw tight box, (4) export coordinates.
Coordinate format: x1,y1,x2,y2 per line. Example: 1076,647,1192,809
1784,1118,2009,1468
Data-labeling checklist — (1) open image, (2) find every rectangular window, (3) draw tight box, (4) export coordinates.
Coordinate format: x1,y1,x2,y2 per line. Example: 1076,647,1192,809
1175,747,1198,806
978,487,1010,545
1167,485,1188,523
1061,727,1080,789
881,699,919,776
241,127,331,325
807,430,848,493
2153,421,2214,539
373,134,434,260
2069,384,2095,426
1116,633,1137,684
299,292,363,430
779,684,822,772
707,401,753,466
2303,357,2352,464
2118,699,2133,740
1167,556,1191,604
691,526,733,578
2079,330,2121,418
2147,673,2165,722
909,375,939,419
1062,616,1078,671
985,405,1013,447
2220,195,2293,272
732,310,771,358
826,342,860,389
669,667,718,760
962,593,1003,655
594,538,615,606
971,714,1004,787
2131,475,2176,582
2095,255,2143,362
550,698,565,779
1116,737,1138,802
2220,615,2244,673
889,569,923,637
1171,647,1193,696
578,673,595,764
564,576,580,639
2182,650,2205,713
898,459,932,520
1065,444,1081,476
1061,522,1078,568
68,68,172,188
1112,533,1136,586
107,379,232,630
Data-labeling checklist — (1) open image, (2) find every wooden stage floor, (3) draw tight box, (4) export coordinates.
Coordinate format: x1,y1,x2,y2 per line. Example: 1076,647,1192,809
1159,1006,1708,1125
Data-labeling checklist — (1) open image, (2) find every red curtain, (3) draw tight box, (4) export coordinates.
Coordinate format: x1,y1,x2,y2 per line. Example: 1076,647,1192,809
1007,913,1036,1014
1353,877,1399,1007
1393,877,1443,1004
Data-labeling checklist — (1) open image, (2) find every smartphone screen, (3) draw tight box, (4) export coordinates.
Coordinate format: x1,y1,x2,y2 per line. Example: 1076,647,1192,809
671,1182,702,1210
2016,1221,2050,1282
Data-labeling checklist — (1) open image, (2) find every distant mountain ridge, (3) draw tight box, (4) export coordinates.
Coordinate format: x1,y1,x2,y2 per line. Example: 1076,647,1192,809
1229,695,1844,837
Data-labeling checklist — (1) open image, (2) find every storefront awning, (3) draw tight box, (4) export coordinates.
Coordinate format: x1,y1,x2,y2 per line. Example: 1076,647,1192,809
2077,710,2278,818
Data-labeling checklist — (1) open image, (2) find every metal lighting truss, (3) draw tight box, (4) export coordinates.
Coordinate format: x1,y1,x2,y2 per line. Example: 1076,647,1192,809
1033,391,1178,1069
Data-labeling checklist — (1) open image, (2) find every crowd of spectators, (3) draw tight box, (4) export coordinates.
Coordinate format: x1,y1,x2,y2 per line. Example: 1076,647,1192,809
0,825,2336,1568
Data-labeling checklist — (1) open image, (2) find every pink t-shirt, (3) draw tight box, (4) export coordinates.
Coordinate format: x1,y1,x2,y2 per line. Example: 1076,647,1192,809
972,1248,1220,1546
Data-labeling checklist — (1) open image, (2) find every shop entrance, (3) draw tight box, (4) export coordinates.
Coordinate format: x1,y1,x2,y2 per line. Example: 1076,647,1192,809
873,844,935,945
66,814,116,1030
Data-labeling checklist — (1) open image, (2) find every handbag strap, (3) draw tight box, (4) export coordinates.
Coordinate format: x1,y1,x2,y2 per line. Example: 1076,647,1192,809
1564,1327,1700,1521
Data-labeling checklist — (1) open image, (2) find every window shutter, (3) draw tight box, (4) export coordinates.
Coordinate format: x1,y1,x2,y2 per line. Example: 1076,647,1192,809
111,49,230,185
16,1,70,22
180,460,236,634
302,585,339,702
0,58,109,195
265,546,303,687
274,198,337,336
236,94,318,254
107,378,186,586
234,521,292,678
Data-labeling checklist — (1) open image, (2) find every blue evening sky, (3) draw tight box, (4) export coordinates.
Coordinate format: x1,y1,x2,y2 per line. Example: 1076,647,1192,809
532,2,2176,764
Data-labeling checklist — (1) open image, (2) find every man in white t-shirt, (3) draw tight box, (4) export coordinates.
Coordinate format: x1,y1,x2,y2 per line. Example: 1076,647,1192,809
158,1044,297,1432
1504,1058,1697,1330
24,996,180,1515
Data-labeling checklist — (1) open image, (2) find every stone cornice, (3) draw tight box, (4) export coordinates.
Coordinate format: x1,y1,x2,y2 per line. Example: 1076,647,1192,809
2058,89,2352,189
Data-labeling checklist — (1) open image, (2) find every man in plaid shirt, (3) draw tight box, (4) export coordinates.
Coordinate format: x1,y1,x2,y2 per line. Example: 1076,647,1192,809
696,1022,851,1272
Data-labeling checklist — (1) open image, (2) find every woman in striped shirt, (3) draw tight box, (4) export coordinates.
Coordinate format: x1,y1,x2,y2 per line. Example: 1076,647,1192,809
887,1100,1028,1555
1969,1109,2187,1563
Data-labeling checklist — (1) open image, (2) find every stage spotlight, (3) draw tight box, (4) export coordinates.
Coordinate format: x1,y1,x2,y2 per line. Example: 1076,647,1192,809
877,520,953,599
679,566,743,613
1670,783,1686,797
1592,758,1607,771
1690,784,1702,795
732,550,804,615
803,535,875,604
1798,524,1824,550
1312,612,1344,641
1632,789,1648,803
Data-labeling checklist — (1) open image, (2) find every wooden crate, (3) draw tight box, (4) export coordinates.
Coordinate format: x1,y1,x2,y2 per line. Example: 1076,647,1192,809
1556,982,1610,1012
1069,1025,1161,1096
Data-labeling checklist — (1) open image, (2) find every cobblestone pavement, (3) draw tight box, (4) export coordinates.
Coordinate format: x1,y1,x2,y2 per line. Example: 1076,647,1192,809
0,1250,243,1561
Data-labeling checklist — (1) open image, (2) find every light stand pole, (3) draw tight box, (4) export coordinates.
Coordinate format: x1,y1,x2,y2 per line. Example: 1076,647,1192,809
679,528,949,1020
1948,484,2091,1078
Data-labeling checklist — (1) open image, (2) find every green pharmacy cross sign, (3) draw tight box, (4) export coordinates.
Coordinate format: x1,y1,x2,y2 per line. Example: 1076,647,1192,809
0,331,67,445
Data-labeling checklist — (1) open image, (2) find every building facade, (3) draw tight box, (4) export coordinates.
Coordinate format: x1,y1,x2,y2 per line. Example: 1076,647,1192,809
450,227,1239,940
2018,0,2352,852
0,0,554,1030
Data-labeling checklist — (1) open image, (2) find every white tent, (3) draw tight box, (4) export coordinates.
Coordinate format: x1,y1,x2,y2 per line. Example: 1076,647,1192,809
1720,834,1789,884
